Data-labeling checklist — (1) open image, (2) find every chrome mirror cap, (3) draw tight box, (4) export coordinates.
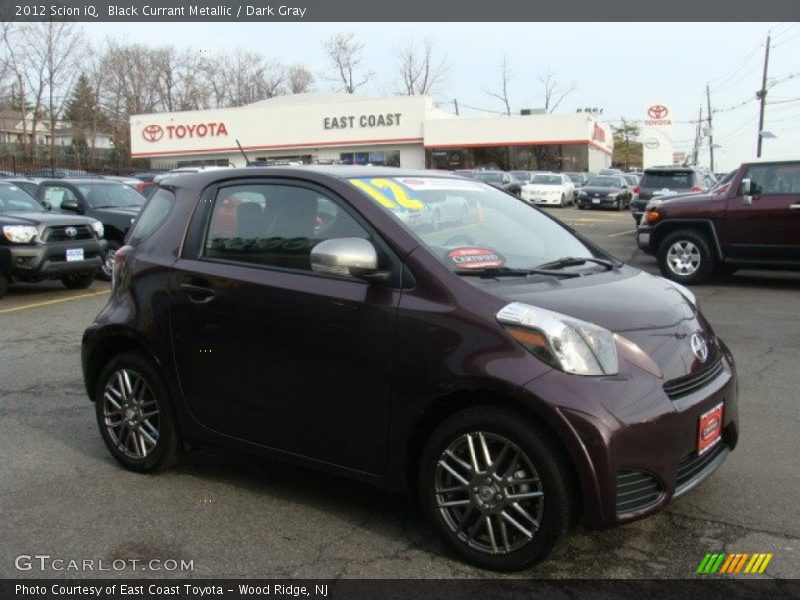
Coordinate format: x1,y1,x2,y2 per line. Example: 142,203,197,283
311,238,379,278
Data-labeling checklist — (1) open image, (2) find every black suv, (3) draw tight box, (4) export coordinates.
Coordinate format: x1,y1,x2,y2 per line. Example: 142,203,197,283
38,179,146,279
0,181,105,298
632,166,717,224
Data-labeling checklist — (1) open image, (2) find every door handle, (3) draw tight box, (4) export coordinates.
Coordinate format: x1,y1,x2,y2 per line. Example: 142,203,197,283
180,283,216,302
790,204,800,210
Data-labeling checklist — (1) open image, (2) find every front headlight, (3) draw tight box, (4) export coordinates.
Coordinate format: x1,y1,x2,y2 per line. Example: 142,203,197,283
497,302,618,376
2,225,38,243
578,191,588,197
90,220,104,238
607,193,618,199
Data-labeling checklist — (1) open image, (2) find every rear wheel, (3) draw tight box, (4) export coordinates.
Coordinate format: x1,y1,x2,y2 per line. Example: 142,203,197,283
658,229,716,285
61,272,95,290
419,406,573,571
95,352,180,472
99,240,121,281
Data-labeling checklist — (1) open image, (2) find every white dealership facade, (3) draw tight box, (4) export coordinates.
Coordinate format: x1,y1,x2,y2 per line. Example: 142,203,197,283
130,93,613,172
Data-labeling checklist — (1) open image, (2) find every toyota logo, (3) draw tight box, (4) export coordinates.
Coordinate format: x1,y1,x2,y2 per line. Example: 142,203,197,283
142,124,164,142
64,226,77,238
691,333,709,362
648,105,669,119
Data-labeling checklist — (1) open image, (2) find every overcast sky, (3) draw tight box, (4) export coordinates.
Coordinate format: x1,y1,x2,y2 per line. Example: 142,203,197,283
82,21,800,171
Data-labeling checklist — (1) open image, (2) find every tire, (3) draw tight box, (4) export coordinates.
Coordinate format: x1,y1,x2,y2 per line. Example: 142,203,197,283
94,352,181,473
0,272,8,299
61,272,95,290
577,204,585,210
560,194,566,207
657,229,716,285
614,199,622,211
99,240,121,281
419,406,573,571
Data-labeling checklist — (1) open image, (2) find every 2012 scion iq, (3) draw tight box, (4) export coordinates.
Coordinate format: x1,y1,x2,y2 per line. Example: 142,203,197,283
82,167,738,571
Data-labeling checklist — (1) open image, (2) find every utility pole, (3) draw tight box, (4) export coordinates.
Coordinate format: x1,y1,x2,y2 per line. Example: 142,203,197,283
692,106,703,166
706,84,715,172
453,98,460,116
756,34,771,157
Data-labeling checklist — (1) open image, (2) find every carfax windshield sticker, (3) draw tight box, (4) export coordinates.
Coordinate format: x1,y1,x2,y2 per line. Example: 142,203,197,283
349,178,426,211
447,247,505,269
395,177,483,192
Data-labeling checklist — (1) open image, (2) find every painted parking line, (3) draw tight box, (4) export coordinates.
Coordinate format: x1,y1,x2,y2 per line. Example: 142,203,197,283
0,290,109,315
608,229,637,238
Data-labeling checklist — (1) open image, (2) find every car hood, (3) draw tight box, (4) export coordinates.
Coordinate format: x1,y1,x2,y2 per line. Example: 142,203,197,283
486,269,718,379
580,186,622,195
523,184,565,191
1,211,97,226
494,270,694,333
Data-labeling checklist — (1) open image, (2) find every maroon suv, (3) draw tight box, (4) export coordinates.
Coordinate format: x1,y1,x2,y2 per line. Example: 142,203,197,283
82,167,738,571
637,158,800,284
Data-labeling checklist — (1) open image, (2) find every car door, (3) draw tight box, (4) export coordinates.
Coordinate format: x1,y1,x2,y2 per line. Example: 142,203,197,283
724,162,800,262
168,179,401,474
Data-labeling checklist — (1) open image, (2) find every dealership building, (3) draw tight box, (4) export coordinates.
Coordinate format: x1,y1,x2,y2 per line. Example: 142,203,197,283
130,93,613,172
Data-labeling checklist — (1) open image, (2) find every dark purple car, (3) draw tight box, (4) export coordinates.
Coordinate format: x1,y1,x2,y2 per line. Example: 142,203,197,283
82,167,738,571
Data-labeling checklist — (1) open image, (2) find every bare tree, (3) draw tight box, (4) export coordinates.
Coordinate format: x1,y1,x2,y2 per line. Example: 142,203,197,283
539,70,577,114
287,65,314,94
485,55,513,115
214,50,286,106
322,32,374,94
395,36,449,96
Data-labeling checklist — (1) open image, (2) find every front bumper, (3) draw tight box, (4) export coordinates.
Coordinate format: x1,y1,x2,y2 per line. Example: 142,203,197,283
0,239,106,281
577,196,618,208
522,193,563,205
637,226,653,254
525,344,738,530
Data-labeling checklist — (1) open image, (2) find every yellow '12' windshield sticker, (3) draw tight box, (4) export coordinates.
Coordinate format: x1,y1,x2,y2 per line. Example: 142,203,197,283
349,178,426,211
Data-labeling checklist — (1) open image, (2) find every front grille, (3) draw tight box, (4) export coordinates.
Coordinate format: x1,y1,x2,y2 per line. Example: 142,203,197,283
42,225,94,242
663,358,724,400
615,470,662,515
675,442,727,496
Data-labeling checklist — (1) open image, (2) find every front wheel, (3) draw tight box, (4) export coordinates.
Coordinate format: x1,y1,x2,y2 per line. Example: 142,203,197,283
95,352,181,472
419,407,573,571
99,240,121,281
657,230,716,285
61,272,95,289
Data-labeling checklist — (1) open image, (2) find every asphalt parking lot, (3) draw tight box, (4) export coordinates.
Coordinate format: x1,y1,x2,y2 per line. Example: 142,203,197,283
1,206,798,579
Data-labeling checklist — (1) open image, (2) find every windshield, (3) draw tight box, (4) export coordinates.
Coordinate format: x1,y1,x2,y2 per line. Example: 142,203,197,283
0,184,45,213
586,176,622,188
531,175,562,185
640,171,694,189
348,176,594,272
473,172,503,184
77,183,145,208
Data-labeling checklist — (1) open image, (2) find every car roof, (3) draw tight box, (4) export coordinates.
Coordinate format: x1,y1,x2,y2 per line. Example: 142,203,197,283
43,178,124,185
643,166,699,172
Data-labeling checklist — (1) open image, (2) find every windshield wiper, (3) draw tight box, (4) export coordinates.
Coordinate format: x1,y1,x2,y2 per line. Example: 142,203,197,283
535,256,618,271
455,266,581,279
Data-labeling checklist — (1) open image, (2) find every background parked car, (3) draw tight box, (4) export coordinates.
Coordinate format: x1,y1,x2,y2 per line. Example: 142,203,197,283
510,170,534,184
0,180,105,298
520,173,575,207
38,179,146,280
472,170,522,196
633,166,717,224
576,175,633,210
637,157,800,284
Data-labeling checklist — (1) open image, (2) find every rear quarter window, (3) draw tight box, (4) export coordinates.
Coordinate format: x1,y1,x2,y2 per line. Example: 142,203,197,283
127,188,175,245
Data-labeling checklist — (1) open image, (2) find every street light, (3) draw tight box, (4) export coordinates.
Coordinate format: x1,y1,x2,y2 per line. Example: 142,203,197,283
759,130,776,139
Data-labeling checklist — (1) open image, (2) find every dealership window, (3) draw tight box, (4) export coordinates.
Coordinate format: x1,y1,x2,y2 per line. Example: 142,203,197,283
426,145,590,172
204,183,369,272
340,150,400,167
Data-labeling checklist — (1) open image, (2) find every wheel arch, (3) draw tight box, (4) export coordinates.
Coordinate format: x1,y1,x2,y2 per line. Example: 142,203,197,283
651,219,723,261
405,389,585,521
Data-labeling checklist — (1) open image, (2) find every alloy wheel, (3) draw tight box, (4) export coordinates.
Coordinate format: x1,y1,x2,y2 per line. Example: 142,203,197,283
667,240,701,276
101,248,116,279
102,368,160,459
434,431,544,555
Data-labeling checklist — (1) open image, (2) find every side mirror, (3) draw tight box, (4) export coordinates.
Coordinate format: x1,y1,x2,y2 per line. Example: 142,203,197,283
41,200,52,210
61,199,81,213
310,238,389,282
